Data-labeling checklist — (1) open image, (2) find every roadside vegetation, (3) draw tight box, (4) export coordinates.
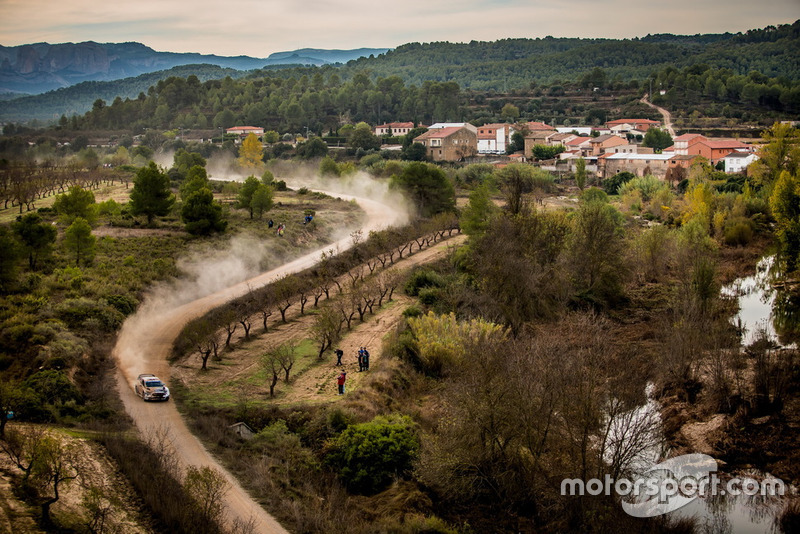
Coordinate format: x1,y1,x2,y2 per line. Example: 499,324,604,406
151,124,800,533
1,24,799,529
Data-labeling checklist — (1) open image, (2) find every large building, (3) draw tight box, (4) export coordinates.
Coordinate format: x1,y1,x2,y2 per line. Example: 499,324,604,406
226,126,264,137
671,133,752,163
374,122,416,136
414,126,478,162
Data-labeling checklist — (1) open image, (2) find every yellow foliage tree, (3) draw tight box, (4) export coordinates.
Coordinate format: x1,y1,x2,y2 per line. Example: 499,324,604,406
237,133,263,169
407,312,507,375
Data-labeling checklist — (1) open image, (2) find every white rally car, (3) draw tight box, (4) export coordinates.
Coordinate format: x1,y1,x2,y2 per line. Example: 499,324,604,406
134,374,170,401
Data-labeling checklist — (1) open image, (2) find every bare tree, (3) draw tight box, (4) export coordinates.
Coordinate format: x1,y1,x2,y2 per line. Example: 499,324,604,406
184,466,229,527
312,304,343,359
273,276,296,323
261,353,281,398
33,434,81,526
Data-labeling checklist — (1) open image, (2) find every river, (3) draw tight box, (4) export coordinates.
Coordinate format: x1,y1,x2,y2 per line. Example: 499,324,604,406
611,255,797,533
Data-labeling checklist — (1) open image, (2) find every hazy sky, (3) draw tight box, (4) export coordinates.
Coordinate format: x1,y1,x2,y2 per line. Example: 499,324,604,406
1,0,798,57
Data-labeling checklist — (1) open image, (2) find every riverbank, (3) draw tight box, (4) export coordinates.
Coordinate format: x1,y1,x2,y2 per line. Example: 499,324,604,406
657,233,800,529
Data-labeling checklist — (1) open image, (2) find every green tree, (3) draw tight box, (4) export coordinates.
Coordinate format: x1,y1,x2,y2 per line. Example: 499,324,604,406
297,137,329,159
642,128,673,152
12,213,57,270
0,226,21,291
531,144,565,160
390,162,455,217
320,156,340,176
173,149,206,177
129,162,175,225
770,171,800,272
181,188,227,235
52,186,96,225
401,142,428,161
349,122,381,151
501,103,520,121
263,130,280,143
497,163,535,215
461,182,498,238
63,217,96,267
567,200,626,307
179,165,210,201
575,157,587,190
751,122,800,186
250,184,274,219
326,415,420,494
236,176,260,218
603,171,636,195
507,131,525,154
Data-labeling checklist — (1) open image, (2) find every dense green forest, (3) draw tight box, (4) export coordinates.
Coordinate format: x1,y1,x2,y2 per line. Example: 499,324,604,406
0,65,247,123
30,62,797,140
342,20,800,90
3,20,799,125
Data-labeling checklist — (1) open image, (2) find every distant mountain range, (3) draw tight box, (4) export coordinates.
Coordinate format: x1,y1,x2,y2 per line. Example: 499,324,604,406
0,41,390,95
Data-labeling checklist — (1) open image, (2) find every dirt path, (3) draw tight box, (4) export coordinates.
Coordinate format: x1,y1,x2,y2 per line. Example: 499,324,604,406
113,194,406,534
640,94,676,137
174,234,466,407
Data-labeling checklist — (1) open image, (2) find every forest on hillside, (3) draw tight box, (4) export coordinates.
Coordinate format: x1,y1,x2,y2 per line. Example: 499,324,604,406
2,20,799,125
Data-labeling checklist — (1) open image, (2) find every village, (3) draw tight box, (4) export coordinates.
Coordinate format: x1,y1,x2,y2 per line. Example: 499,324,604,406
222,117,763,183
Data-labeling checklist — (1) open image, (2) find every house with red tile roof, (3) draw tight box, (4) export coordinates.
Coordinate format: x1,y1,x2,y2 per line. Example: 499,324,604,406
672,133,706,155
414,126,477,162
476,123,511,154
375,122,415,136
525,121,555,131
693,139,752,164
589,134,628,156
605,119,661,133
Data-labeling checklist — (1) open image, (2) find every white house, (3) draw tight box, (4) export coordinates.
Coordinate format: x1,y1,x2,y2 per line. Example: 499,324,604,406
476,123,510,154
723,151,759,174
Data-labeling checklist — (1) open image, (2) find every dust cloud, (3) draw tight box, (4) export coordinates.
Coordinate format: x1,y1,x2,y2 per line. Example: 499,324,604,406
114,160,412,383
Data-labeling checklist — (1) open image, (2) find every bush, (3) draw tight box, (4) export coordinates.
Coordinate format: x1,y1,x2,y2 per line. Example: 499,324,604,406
724,219,755,246
402,305,423,318
325,415,420,494
602,171,635,195
405,269,445,296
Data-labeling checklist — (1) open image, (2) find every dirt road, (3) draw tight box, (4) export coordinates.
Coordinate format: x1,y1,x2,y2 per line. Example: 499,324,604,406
640,94,676,137
113,194,407,534
173,233,467,407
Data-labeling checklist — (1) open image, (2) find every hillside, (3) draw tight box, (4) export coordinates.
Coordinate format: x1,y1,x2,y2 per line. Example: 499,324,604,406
0,64,247,122
0,41,389,95
343,20,800,90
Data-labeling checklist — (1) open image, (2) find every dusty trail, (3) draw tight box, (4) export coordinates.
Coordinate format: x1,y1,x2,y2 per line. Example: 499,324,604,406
113,194,406,534
640,93,675,137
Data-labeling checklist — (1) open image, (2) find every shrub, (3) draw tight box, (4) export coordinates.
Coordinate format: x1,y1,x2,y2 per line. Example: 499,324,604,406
405,269,445,296
723,219,755,246
580,187,609,204
402,305,423,318
602,171,635,195
325,415,420,494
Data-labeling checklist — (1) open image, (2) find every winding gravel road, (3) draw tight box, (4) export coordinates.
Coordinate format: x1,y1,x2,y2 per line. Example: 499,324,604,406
113,193,406,533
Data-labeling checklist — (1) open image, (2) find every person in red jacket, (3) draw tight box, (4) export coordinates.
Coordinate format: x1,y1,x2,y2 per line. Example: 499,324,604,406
337,371,347,395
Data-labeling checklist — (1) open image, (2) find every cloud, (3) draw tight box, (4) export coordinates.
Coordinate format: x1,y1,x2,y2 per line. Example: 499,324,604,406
0,0,797,56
